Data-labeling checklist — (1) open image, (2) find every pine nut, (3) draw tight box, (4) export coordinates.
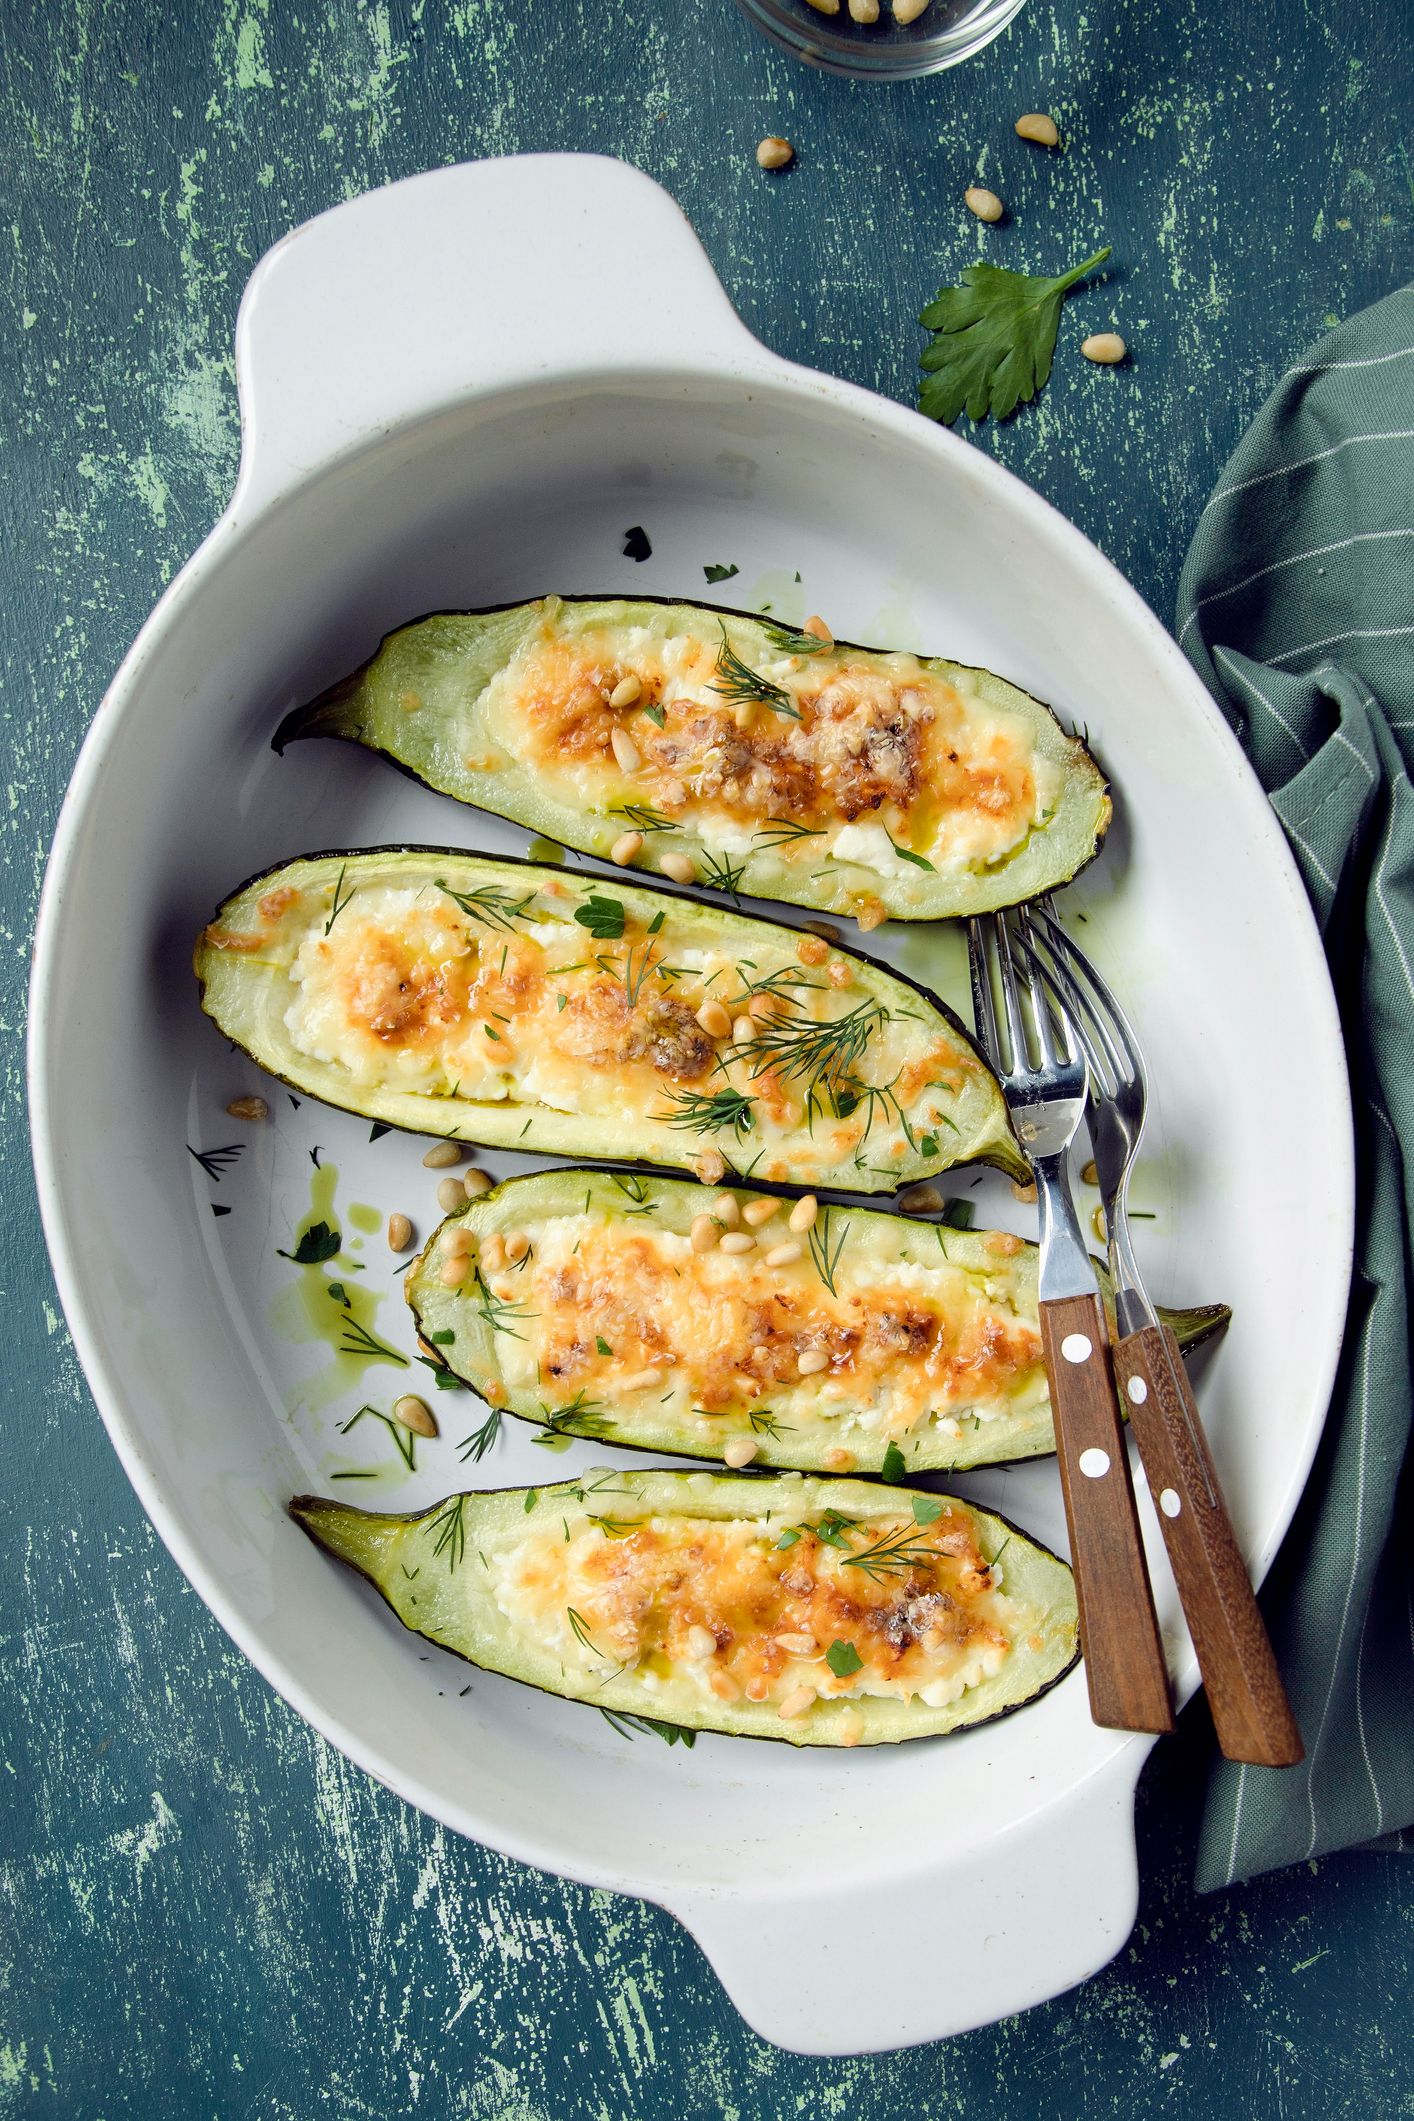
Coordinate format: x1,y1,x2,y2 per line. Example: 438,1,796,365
690,1213,718,1253
747,990,779,1024
827,959,852,988
660,852,696,885
439,1256,469,1288
504,1230,530,1264
855,897,887,932
436,1175,468,1214
1081,332,1127,365
899,1182,944,1214
732,1015,754,1045
774,1632,817,1656
225,1095,268,1121
696,998,733,1040
462,1167,493,1197
803,0,840,11
848,0,880,21
797,933,829,965
444,1224,473,1257
1011,1179,1038,1203
823,1446,854,1471
394,1394,438,1438
687,1625,717,1660
423,1141,463,1169
965,186,1004,223
609,674,642,709
765,1240,803,1268
622,1367,663,1391
1015,111,1061,147
892,0,931,20
1091,1203,1108,1241
803,919,841,943
610,830,644,866
610,726,642,773
755,137,794,171
778,1684,816,1719
387,1212,413,1253
802,615,833,645
712,1194,740,1226
797,1348,829,1376
984,1230,1025,1257
481,1233,506,1272
692,1149,727,1186
724,1436,759,1468
742,1197,778,1228
719,1231,756,1255
789,1195,819,1234
1081,1160,1098,1185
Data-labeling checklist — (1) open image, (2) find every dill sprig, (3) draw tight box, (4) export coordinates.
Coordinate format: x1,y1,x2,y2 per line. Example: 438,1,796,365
808,1204,849,1297
608,1172,656,1216
540,1390,614,1439
339,1400,417,1472
587,1514,640,1538
751,818,826,853
758,620,832,657
735,997,888,1115
188,1142,243,1182
610,803,677,834
426,1495,468,1570
838,1521,941,1582
472,1270,538,1342
598,1708,697,1747
324,864,355,935
709,627,800,720
338,1317,410,1367
699,848,748,898
662,1086,756,1138
748,1409,792,1439
437,879,538,933
596,939,662,1009
457,1408,502,1463
566,1605,600,1653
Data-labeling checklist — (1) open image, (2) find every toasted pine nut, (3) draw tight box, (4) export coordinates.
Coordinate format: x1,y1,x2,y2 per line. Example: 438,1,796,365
423,1141,462,1169
225,1095,268,1121
696,998,733,1040
774,1632,817,1656
719,1231,756,1255
983,1230,1025,1258
803,919,841,943
747,990,779,1024
462,1167,493,1198
444,1224,473,1257
610,726,641,773
659,852,696,885
797,933,829,966
733,1015,754,1045
755,136,794,171
481,1233,506,1272
1011,1179,1038,1203
823,1446,854,1471
788,1195,819,1234
692,1149,727,1185
610,830,644,866
712,1194,740,1226
622,1367,664,1391
802,615,833,645
745,1676,770,1702
1081,332,1127,365
724,1435,760,1468
855,897,887,932
778,1684,816,1720
899,1182,944,1214
483,1380,507,1407
733,700,755,733
827,959,853,988
690,1213,718,1253
742,1198,778,1228
765,1240,803,1268
503,1230,530,1264
797,1348,829,1376
609,674,642,709
387,1212,414,1253
965,186,1005,223
439,1256,469,1288
436,1176,467,1214
687,1625,717,1660
393,1394,438,1438
1015,110,1061,147
710,1670,742,1701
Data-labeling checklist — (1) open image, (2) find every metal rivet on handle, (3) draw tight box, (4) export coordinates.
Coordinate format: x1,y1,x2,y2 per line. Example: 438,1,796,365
1127,1376,1149,1405
1061,1333,1093,1364
1078,1447,1111,1479
1159,1488,1182,1518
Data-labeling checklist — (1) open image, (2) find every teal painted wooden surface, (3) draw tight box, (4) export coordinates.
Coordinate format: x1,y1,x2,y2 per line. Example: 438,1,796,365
5,0,1414,2112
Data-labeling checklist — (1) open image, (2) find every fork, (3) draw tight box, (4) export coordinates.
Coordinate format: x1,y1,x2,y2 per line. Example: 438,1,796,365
1024,908,1304,1767
968,910,1174,1735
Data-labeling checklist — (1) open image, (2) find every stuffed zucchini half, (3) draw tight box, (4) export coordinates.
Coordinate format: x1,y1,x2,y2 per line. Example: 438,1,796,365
408,1170,1230,1475
194,850,1027,1190
274,596,1111,924
290,1469,1079,1746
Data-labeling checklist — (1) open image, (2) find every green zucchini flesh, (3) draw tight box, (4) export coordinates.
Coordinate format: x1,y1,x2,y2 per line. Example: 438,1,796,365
194,849,1026,1190
408,1169,1229,1474
275,596,1111,923
290,1470,1078,1746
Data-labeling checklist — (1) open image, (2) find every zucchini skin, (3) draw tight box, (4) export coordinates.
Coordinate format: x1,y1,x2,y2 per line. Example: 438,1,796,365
288,1471,1081,1747
194,844,1030,1192
407,1168,1231,1474
273,594,1112,923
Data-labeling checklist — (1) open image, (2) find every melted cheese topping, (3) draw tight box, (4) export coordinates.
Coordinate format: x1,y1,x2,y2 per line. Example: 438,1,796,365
479,617,1060,884
475,1212,1045,1457
207,872,986,1183
491,1503,1014,1712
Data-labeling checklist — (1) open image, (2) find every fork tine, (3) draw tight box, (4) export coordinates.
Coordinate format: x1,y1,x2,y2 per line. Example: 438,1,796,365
1034,907,1140,1089
993,916,1032,1071
966,916,1006,1069
1009,908,1060,1068
1016,926,1120,1101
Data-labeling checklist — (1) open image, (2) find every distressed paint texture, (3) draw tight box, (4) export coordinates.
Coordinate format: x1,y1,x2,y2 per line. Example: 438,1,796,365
4,0,1414,2112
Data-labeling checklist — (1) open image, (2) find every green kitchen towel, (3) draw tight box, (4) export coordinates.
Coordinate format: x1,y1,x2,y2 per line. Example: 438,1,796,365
1176,284,1414,1890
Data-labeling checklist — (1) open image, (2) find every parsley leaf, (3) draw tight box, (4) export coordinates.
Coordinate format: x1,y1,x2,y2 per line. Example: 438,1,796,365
704,562,739,584
880,1441,907,1485
278,1220,341,1265
825,1639,864,1679
575,894,626,939
918,245,1111,425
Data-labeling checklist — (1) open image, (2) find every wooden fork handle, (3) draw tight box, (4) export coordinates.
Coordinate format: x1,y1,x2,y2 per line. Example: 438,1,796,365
1112,1323,1304,1767
1040,1292,1175,1735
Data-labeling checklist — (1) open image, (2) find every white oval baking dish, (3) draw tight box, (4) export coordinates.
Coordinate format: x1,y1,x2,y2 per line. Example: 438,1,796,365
29,155,1352,2054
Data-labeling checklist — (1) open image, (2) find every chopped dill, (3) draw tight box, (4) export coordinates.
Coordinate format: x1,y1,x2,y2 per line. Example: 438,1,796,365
662,1086,756,1138
457,1409,503,1463
437,879,537,933
427,1495,468,1570
338,1316,409,1367
324,864,355,935
808,1203,849,1297
709,626,800,719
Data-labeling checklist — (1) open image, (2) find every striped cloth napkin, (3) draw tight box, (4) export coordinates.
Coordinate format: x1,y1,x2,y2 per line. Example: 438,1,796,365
1176,284,1414,1889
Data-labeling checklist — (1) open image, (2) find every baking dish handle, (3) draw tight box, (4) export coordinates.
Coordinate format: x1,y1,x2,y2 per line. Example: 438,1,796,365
672,1749,1145,2054
232,154,761,512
